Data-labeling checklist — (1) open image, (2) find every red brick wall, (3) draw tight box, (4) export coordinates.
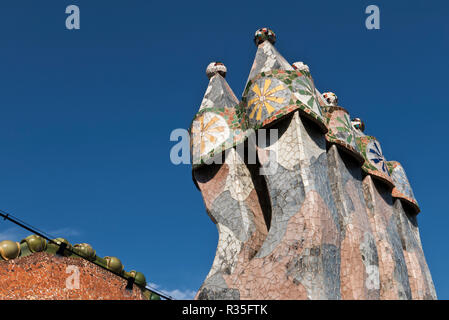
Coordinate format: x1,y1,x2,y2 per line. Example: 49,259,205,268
0,252,146,300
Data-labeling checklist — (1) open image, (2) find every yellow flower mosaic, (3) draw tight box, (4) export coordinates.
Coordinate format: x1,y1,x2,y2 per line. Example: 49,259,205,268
191,113,229,155
248,79,286,120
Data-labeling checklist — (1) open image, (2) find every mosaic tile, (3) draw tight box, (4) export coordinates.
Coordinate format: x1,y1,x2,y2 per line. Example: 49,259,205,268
327,144,380,299
356,134,395,188
325,106,364,165
392,199,436,299
240,30,327,132
190,63,247,168
190,28,436,300
387,161,420,213
362,175,412,299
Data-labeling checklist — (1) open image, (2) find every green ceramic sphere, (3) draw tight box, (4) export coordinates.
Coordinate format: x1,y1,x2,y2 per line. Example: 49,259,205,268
128,270,147,286
150,293,161,300
104,256,124,274
21,235,47,253
49,238,73,256
0,240,21,260
73,243,96,261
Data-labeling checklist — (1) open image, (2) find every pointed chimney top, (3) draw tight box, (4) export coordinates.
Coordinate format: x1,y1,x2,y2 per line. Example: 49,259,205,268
245,29,292,85
197,62,238,113
206,62,227,79
254,28,276,46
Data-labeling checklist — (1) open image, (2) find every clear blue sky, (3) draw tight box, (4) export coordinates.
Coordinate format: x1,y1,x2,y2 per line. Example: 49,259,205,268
0,0,447,299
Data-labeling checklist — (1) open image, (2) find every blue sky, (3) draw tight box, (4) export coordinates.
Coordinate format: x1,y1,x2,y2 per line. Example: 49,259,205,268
0,0,447,299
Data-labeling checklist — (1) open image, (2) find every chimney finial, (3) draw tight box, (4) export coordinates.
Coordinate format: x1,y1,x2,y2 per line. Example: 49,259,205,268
206,62,227,79
254,28,276,46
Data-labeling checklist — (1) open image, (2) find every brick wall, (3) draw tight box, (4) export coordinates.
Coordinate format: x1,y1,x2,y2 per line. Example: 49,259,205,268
0,252,147,300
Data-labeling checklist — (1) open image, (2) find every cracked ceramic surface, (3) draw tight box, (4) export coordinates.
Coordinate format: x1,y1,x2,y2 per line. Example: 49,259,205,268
190,28,436,300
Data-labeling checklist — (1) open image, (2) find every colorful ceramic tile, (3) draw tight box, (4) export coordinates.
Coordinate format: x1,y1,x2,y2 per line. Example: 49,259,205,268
387,161,420,213
291,66,324,118
356,135,395,188
190,63,246,168
325,106,364,164
242,70,327,132
315,88,330,108
351,118,365,132
245,29,293,85
241,29,326,132
322,92,338,106
254,27,276,46
190,28,435,300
